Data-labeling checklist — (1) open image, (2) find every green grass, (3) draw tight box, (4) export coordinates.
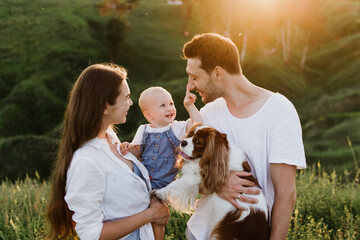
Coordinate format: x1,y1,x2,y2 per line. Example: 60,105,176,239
1,166,359,240
0,174,48,239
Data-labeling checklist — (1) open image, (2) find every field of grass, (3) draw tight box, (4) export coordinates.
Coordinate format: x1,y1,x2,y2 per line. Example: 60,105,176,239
1,164,359,240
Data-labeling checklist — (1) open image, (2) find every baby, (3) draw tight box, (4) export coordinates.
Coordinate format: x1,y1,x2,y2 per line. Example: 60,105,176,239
121,85,202,189
121,85,202,240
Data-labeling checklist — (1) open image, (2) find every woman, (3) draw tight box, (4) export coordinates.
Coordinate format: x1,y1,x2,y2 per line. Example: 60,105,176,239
46,63,169,240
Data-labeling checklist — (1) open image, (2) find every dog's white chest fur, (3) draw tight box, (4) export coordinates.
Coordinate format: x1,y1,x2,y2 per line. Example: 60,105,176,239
155,160,201,213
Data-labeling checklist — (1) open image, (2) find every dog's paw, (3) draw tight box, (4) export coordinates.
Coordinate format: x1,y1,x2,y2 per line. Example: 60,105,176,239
155,188,167,202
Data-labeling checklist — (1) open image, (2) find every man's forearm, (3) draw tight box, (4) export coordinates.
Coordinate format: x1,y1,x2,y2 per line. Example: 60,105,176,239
269,190,296,240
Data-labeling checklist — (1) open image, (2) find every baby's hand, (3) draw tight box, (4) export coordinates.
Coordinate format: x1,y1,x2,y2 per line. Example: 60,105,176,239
120,142,132,155
184,84,197,107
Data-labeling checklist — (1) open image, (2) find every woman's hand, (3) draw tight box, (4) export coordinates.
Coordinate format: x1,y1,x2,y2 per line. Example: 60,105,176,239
148,195,170,225
100,196,169,240
218,171,260,210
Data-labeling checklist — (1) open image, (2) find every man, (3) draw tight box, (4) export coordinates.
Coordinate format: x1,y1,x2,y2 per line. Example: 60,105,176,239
183,33,306,240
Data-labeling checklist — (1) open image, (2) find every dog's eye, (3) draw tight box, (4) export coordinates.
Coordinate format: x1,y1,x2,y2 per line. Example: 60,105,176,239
194,139,201,145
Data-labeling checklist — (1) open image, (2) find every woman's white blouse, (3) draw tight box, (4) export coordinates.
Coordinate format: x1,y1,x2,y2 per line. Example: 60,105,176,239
65,128,154,240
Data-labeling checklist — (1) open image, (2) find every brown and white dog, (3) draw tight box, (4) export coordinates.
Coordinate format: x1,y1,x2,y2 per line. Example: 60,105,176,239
155,124,269,240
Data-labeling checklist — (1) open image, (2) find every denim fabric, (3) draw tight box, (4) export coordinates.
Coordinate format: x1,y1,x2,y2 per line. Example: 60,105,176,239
140,125,180,189
133,162,150,191
103,218,140,240
123,229,140,240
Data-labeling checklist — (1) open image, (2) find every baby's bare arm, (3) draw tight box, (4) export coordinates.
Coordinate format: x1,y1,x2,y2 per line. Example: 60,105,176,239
128,145,141,159
184,84,203,129
120,142,141,159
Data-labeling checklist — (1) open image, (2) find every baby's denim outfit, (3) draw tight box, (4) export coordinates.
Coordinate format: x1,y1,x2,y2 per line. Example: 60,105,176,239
140,125,180,189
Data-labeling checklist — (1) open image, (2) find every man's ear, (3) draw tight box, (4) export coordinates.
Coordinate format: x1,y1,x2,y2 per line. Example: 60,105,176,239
213,66,224,81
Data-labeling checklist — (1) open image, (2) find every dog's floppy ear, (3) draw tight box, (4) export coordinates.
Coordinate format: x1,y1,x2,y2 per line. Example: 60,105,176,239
199,129,229,193
175,153,185,169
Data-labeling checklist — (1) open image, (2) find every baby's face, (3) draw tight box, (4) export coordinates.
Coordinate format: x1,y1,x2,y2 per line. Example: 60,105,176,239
145,90,176,127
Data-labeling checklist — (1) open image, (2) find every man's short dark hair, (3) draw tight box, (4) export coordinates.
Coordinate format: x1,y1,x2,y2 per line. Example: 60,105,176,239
183,33,242,75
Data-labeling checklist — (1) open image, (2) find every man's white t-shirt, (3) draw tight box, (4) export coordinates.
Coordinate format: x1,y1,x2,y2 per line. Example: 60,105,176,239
131,120,189,145
187,93,306,240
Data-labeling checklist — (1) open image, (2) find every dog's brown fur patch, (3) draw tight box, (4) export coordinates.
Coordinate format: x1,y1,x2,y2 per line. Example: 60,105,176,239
242,161,261,188
211,208,270,240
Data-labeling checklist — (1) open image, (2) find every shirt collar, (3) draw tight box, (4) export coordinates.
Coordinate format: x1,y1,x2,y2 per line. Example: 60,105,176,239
85,127,121,150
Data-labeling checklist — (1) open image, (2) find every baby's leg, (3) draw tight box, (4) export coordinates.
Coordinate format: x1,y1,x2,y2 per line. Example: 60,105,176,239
152,223,165,240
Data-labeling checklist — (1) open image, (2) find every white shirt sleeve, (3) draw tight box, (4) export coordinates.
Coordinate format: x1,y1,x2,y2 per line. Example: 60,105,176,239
131,125,145,145
171,120,190,140
199,98,224,127
65,157,106,240
269,116,306,169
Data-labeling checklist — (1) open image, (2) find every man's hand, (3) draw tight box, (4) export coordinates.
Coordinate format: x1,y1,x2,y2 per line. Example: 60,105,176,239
218,171,260,210
148,195,170,225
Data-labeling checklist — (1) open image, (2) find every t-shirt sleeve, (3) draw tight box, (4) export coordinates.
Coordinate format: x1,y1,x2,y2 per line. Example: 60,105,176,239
171,120,190,140
199,98,225,127
131,125,145,145
199,103,213,126
65,157,106,240
268,116,306,169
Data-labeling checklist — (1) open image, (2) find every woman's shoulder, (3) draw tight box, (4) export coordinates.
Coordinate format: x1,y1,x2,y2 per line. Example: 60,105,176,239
72,139,105,162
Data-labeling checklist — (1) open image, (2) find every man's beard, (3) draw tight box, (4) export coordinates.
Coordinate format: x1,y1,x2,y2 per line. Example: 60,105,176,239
201,78,224,104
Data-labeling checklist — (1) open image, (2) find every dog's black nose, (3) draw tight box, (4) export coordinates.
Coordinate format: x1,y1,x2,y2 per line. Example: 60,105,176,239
181,140,187,147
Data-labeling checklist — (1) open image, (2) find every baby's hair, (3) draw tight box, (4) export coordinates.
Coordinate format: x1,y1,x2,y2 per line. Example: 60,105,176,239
138,86,171,112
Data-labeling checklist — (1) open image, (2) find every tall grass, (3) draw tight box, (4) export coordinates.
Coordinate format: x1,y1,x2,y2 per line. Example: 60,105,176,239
0,173,48,239
289,164,360,239
1,166,359,239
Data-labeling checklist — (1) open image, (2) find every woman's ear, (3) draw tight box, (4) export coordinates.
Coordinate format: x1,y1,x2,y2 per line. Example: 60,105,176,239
199,130,229,194
104,104,109,115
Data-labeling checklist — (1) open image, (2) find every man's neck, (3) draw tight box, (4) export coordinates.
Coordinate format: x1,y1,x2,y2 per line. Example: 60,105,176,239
222,74,273,118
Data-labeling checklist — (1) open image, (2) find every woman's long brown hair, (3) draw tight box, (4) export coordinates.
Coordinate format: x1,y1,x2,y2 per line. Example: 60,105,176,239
46,63,127,239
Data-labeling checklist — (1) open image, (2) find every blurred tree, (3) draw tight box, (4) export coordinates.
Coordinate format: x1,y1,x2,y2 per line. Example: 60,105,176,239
95,0,140,61
0,135,57,180
181,0,193,36
96,0,140,17
106,18,128,61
